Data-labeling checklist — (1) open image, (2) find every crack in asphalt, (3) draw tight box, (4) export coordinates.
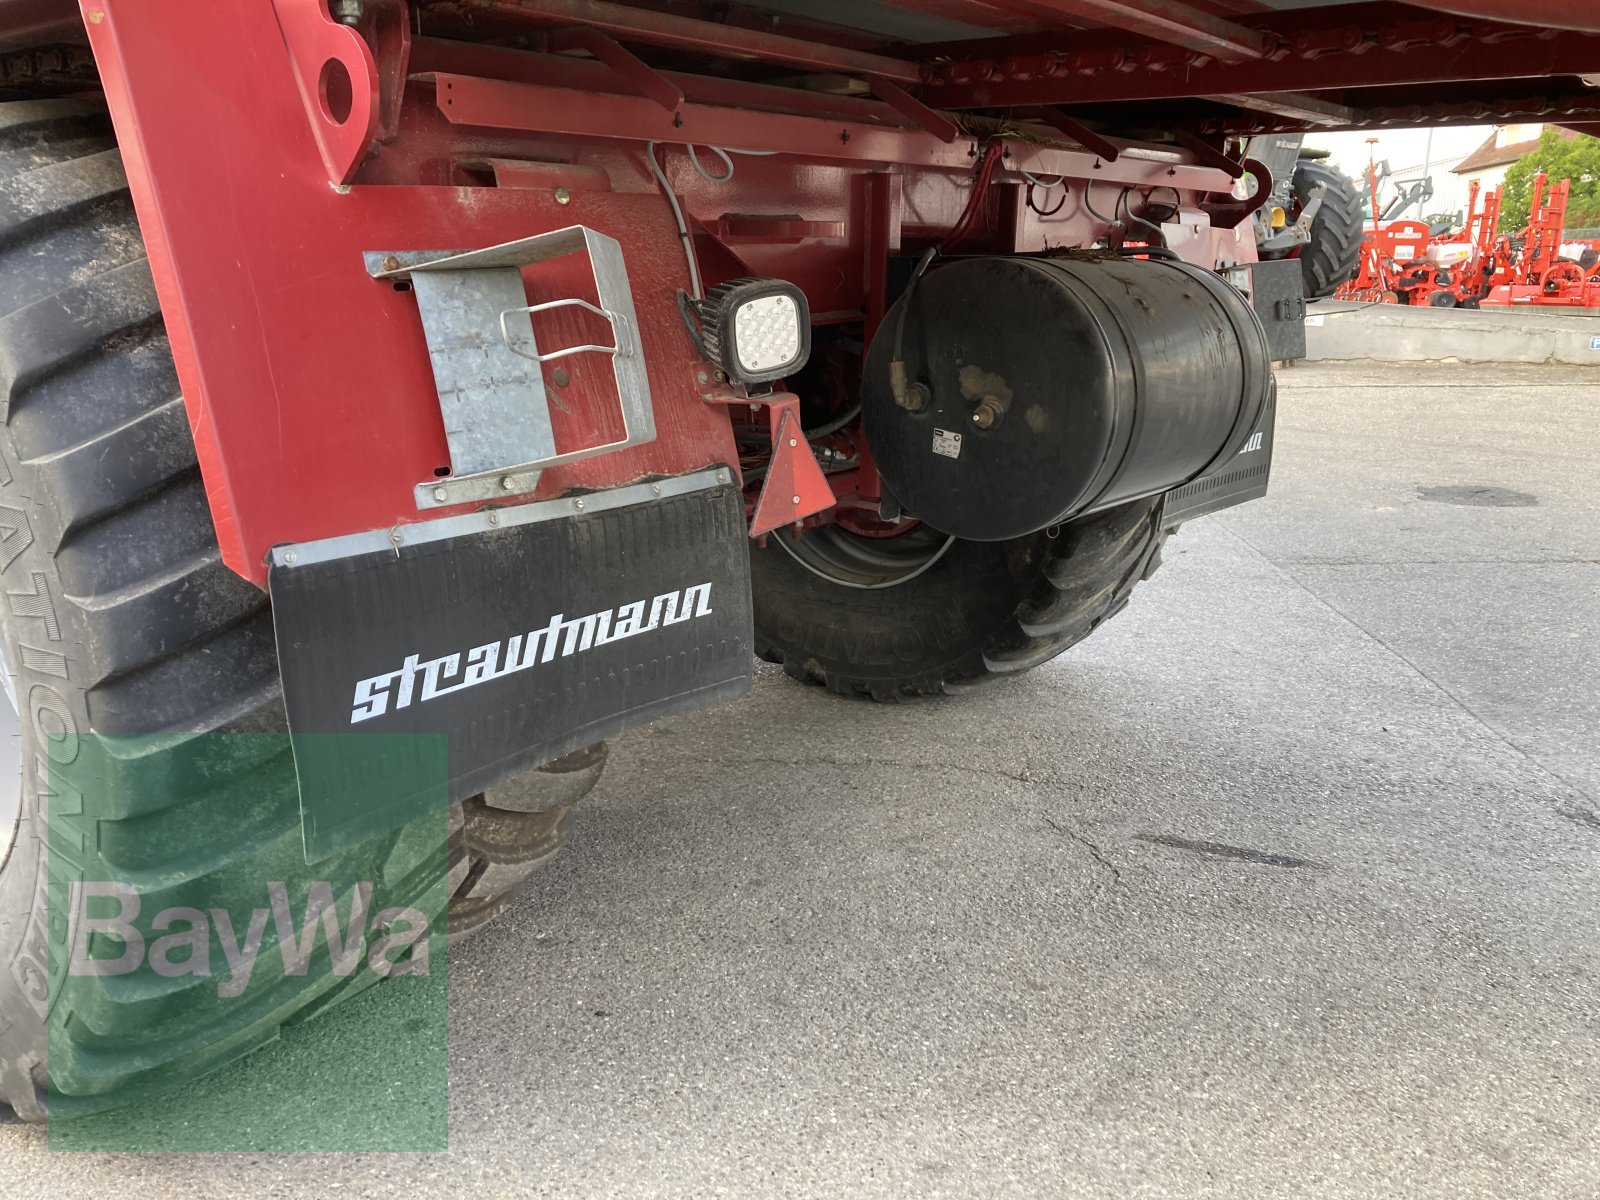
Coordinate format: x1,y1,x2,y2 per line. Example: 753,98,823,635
1041,816,1123,888
1556,806,1600,832
653,747,1141,888
661,750,1042,788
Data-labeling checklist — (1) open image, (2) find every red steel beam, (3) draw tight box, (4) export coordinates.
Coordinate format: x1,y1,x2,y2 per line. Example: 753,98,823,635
410,38,910,127
869,79,960,143
836,0,1044,35
1205,95,1600,135
545,27,683,112
1412,1,1600,33
0,0,81,50
1034,109,1120,162
1205,91,1358,127
449,0,921,82
973,0,1275,59
1186,0,1270,12
922,26,1600,108
430,73,1235,192
1174,130,1245,179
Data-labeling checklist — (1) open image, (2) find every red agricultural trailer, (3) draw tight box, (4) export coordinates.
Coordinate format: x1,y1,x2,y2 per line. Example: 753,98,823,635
1,0,1599,1120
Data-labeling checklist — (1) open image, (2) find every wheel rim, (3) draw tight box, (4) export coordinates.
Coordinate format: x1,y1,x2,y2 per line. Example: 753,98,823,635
0,640,20,874
774,523,955,590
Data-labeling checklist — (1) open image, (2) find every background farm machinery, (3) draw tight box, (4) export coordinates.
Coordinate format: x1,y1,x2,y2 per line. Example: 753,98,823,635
1480,172,1600,307
1337,171,1600,307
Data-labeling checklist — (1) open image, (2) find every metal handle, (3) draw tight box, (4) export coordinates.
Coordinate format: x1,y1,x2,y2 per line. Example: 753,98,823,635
371,225,656,510
498,298,633,363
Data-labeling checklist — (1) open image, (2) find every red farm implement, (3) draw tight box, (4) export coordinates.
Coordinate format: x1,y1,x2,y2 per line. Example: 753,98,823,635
1482,171,1600,307
1339,215,1439,302
2,0,1600,1121
1337,167,1508,307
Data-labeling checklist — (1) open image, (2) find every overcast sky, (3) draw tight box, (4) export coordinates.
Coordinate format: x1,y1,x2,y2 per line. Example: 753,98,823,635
1303,126,1496,215
1310,126,1495,179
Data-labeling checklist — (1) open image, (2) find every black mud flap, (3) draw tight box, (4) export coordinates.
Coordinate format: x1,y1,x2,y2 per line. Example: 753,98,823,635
268,468,752,861
1161,381,1277,526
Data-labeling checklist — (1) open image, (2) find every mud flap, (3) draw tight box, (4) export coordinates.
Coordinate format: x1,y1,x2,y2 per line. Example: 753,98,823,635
268,468,752,861
1160,382,1277,526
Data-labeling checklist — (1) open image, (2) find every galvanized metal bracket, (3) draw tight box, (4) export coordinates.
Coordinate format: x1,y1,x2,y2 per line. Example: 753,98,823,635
366,226,655,510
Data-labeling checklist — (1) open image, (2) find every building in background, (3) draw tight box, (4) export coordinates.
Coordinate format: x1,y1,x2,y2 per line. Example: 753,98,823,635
1451,124,1580,195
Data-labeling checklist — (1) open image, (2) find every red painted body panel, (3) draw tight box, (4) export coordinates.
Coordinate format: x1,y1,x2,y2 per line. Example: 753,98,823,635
84,0,739,585
59,0,1600,589
77,0,1243,586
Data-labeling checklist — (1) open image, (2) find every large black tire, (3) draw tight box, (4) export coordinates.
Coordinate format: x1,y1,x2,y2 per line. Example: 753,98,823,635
753,497,1166,699
0,99,603,1120
1292,159,1364,301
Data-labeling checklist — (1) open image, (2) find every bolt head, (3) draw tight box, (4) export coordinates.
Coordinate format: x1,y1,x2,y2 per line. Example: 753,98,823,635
788,438,798,448
573,498,585,511
432,486,448,501
716,469,730,484
651,483,662,496
488,512,499,526
554,186,572,205
282,550,298,566
697,370,709,385
381,254,400,272
791,495,801,505
500,476,515,491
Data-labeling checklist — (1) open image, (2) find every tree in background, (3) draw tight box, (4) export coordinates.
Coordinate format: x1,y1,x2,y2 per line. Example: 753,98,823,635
1499,128,1600,230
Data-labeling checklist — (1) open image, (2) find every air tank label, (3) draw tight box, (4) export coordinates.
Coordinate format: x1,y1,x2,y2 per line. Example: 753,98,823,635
932,428,963,459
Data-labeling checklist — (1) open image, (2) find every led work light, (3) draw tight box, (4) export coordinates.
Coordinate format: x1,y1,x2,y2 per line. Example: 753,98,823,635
689,277,811,387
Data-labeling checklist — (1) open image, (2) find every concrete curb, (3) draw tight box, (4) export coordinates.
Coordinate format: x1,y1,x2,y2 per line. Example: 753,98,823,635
1302,301,1600,366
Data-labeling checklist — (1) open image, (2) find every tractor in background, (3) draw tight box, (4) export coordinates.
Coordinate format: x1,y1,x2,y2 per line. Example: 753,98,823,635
1249,134,1365,300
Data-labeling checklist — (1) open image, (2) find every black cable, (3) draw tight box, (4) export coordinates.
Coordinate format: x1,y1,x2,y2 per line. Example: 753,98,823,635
1027,181,1068,217
1084,180,1120,233
805,404,861,439
675,288,714,360
1117,186,1167,244
1143,184,1183,223
1116,246,1184,263
889,246,934,412
890,246,939,387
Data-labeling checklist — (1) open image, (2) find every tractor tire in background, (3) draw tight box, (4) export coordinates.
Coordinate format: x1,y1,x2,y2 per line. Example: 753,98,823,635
0,99,602,1121
752,497,1167,699
1292,158,1364,301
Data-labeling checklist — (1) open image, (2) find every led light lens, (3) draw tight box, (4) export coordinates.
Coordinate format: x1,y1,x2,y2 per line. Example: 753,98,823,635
732,293,803,376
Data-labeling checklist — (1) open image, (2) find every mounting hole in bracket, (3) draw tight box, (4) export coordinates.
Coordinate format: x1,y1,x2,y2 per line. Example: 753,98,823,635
319,57,353,125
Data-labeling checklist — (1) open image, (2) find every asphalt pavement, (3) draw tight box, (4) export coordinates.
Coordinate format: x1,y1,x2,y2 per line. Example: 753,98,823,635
3,361,1598,1197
